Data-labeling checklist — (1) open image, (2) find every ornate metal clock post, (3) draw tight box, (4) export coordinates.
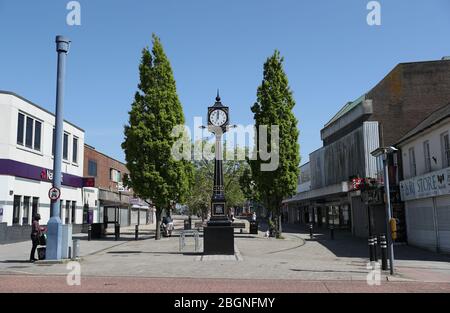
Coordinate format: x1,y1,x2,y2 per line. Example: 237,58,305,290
203,92,235,255
207,92,231,226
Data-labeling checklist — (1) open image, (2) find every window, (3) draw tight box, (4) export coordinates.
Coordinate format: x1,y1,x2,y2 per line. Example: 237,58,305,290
23,196,30,225
110,169,121,183
63,133,69,160
424,141,431,173
13,195,21,225
72,137,78,164
88,160,97,177
16,112,42,152
17,113,24,145
65,200,71,224
409,147,417,177
32,197,39,218
442,132,450,168
25,117,33,148
71,201,76,224
34,121,41,151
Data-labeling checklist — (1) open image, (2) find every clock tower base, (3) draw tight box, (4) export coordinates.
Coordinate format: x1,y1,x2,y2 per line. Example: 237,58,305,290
203,226,235,255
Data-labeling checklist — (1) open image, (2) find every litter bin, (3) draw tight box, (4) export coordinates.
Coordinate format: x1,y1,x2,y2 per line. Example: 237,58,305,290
184,219,191,230
250,221,259,234
37,247,46,260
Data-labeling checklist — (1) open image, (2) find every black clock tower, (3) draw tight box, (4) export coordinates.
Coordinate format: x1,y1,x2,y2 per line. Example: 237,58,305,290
203,92,235,255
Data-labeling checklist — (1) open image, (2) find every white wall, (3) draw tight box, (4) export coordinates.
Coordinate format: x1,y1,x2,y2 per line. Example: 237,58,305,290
400,119,450,179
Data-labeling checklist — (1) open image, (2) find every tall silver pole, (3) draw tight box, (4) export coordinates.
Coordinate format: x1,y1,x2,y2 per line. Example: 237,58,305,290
46,36,70,260
383,154,395,275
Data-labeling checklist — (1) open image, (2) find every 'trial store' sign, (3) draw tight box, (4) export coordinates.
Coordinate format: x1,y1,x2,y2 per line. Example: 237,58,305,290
400,167,450,201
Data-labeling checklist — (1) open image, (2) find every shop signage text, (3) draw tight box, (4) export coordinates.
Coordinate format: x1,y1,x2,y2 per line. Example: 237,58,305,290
400,167,450,201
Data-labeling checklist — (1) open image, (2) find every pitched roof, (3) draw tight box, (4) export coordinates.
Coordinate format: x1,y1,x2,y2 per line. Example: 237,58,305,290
324,94,366,127
397,103,450,145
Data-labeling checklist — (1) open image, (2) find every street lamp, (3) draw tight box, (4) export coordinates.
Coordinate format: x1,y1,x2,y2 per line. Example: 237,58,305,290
371,146,398,275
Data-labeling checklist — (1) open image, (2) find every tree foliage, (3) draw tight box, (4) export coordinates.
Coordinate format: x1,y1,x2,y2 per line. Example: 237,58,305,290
250,50,300,235
122,34,193,239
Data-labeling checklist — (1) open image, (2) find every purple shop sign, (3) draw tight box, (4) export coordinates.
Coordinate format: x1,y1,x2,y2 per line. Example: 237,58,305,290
0,159,83,188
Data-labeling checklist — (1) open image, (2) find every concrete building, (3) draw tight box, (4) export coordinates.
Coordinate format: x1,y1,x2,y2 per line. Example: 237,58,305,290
285,57,450,239
0,91,91,242
397,103,450,253
83,144,154,227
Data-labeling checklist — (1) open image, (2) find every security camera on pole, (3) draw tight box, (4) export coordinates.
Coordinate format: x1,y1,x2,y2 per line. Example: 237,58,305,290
46,36,70,261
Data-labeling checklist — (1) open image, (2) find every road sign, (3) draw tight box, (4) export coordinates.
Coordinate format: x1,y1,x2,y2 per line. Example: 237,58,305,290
48,187,61,201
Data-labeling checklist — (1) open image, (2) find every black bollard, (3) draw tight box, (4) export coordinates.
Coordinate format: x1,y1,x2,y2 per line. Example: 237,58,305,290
373,236,378,262
368,236,375,262
115,223,120,241
135,224,139,241
309,224,313,239
380,234,388,271
330,225,335,240
88,224,92,241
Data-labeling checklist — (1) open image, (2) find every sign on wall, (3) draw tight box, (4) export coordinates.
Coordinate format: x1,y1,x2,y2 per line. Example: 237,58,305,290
400,167,450,201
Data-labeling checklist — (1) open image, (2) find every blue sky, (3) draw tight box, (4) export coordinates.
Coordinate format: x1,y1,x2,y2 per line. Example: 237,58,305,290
1,0,449,164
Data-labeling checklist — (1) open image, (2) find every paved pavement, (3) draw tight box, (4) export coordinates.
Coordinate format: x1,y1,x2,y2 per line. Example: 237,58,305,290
1,217,450,292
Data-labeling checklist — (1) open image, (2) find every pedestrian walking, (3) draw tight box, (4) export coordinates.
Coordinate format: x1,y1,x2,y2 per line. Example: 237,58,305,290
30,214,41,262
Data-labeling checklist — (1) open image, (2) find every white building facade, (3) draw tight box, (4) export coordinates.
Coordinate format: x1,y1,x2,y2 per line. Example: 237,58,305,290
0,91,91,227
398,104,450,253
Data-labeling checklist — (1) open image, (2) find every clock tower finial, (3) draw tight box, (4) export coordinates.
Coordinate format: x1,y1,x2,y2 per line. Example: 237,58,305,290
216,89,221,102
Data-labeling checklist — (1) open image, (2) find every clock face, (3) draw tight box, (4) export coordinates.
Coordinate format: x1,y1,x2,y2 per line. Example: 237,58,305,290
209,109,227,127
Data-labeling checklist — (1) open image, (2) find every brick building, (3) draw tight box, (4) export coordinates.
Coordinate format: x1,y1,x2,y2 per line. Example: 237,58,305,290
285,57,450,240
83,144,153,227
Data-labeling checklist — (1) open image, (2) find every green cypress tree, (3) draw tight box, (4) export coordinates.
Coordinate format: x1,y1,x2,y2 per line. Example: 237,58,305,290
250,50,300,236
122,34,192,240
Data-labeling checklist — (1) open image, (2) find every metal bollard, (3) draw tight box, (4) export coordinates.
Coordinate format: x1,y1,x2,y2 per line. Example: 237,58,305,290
330,225,335,240
135,225,139,240
115,224,120,241
309,224,313,239
72,239,80,259
380,234,388,271
373,236,378,262
368,236,375,262
88,224,92,241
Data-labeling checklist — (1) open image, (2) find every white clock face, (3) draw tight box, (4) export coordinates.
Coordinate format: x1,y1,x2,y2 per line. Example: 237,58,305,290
209,109,227,127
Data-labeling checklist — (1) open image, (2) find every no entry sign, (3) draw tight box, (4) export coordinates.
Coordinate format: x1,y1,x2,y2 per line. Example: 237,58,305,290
48,187,61,201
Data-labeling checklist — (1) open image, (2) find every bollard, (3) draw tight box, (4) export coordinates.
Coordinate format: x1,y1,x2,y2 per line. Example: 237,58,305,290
330,225,335,240
380,234,388,271
368,236,375,262
135,224,139,240
115,223,120,241
72,239,80,259
373,236,378,262
309,224,313,239
88,224,92,241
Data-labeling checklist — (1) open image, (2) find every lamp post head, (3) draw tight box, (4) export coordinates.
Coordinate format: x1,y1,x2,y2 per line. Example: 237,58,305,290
371,146,398,158
56,36,71,54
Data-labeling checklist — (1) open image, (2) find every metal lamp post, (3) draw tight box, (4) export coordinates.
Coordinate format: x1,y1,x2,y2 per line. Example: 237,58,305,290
371,146,398,275
46,36,71,260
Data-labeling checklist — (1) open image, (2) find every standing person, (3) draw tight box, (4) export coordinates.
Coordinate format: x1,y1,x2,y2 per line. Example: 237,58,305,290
30,214,41,262
252,212,257,222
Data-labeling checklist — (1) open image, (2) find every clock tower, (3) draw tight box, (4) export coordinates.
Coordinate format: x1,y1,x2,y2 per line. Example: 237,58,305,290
207,92,231,226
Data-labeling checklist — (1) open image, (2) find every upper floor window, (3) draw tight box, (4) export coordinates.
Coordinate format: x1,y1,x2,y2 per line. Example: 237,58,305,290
423,141,431,173
409,147,417,177
72,137,78,164
63,133,69,160
442,132,450,168
110,168,121,183
88,160,97,177
16,112,42,152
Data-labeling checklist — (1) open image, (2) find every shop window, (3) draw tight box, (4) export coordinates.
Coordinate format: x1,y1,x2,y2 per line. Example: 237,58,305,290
71,201,77,224
32,197,39,218
13,195,21,225
65,200,71,224
23,196,30,225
